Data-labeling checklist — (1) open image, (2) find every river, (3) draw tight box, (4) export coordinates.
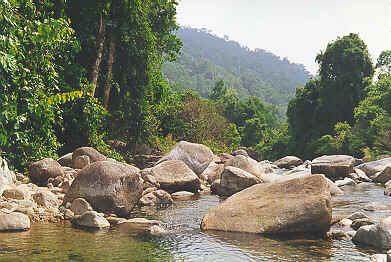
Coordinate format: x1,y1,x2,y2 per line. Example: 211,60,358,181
0,183,387,261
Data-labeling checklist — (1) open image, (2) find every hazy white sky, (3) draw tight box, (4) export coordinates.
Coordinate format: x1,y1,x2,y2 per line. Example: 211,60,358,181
176,0,391,74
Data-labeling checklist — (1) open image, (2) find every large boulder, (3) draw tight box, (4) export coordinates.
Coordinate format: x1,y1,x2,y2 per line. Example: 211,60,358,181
29,158,65,186
201,174,332,235
64,161,143,217
374,166,391,184
357,158,391,179
224,155,273,179
199,162,224,184
0,157,16,185
156,141,214,175
147,160,201,193
352,216,391,249
212,166,262,196
273,156,303,169
57,153,73,168
72,147,107,168
0,212,30,231
311,155,356,180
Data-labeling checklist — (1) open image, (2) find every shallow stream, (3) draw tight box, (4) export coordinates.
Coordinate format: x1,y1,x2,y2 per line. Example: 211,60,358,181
0,183,389,262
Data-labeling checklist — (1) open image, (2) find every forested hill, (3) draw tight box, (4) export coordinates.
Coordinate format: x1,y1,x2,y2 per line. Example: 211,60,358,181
163,27,313,109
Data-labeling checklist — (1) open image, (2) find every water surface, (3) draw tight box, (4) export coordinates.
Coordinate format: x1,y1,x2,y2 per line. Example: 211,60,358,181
0,183,388,261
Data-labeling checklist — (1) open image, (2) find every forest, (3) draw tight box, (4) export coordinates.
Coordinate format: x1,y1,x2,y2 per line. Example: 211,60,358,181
163,27,312,118
1,0,391,173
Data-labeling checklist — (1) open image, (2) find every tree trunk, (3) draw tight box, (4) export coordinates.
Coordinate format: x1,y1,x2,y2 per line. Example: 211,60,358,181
89,13,106,96
103,0,119,108
103,35,115,108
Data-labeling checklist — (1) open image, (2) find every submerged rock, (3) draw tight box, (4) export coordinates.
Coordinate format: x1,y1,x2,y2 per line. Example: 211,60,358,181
201,174,331,235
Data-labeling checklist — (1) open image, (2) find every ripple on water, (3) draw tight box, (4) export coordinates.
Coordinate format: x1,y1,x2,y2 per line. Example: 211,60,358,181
0,183,387,261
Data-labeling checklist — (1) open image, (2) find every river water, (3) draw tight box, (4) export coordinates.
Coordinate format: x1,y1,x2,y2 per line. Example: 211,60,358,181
0,183,388,262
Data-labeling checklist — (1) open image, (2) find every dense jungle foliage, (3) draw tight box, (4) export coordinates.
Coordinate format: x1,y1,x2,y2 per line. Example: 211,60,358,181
1,0,390,173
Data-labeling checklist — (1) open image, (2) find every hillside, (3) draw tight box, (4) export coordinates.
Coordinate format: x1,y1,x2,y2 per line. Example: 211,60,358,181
163,27,312,109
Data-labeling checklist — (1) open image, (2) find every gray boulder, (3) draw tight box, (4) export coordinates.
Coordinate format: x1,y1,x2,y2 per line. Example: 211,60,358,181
72,211,110,229
374,166,391,184
357,158,391,179
29,158,64,186
201,174,332,235
139,189,173,206
64,161,143,217
224,155,273,179
57,153,73,168
199,162,224,184
212,166,262,197
156,141,214,175
353,216,391,249
72,147,107,168
273,156,303,169
311,155,356,180
0,212,30,231
148,160,201,193
70,198,93,215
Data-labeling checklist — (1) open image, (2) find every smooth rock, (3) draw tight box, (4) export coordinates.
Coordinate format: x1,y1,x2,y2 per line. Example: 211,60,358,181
118,218,161,233
273,156,303,169
353,168,372,182
338,218,353,227
357,158,391,179
156,141,214,175
213,166,262,197
348,211,370,221
72,211,110,229
326,230,349,240
200,162,224,184
0,212,30,231
72,147,107,166
375,166,391,184
64,161,143,217
171,191,195,200
201,174,332,235
353,216,391,249
148,160,201,193
32,191,60,208
70,198,93,215
73,155,90,170
351,218,375,230
335,177,356,187
29,158,64,186
57,153,73,168
225,155,273,179
231,149,249,157
2,188,25,200
311,155,356,180
139,190,173,206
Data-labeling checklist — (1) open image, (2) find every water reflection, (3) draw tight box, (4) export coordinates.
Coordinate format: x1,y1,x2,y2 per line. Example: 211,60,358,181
0,183,388,261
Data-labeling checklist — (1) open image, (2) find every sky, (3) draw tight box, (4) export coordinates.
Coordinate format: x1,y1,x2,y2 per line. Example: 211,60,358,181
176,0,391,75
